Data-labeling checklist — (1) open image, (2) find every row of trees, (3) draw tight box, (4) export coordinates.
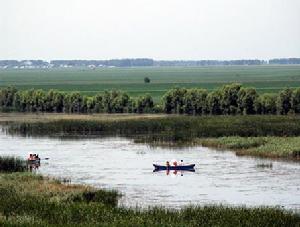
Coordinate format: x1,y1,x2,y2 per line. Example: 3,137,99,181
1,84,300,115
0,88,154,114
163,84,300,115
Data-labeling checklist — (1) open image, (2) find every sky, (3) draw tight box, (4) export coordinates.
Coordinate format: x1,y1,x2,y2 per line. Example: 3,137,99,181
0,0,300,60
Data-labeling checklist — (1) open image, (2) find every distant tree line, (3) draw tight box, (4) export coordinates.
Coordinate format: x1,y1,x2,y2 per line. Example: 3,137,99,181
154,60,265,67
268,58,300,65
1,58,300,68
1,84,300,115
50,59,154,67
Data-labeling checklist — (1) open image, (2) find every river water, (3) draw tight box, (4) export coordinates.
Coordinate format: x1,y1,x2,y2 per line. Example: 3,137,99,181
1,131,299,211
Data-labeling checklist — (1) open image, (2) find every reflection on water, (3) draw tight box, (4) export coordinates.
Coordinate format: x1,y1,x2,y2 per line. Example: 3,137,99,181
153,169,195,176
0,131,300,211
28,163,40,172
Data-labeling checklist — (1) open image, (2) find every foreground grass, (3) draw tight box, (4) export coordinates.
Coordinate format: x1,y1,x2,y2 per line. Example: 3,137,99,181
0,172,299,226
198,137,300,160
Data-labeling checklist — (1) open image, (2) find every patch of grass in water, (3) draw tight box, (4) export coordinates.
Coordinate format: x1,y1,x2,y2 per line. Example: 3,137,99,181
199,137,300,160
0,156,27,172
256,163,273,168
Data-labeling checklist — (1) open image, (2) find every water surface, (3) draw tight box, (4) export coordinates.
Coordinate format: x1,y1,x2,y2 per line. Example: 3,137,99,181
0,131,299,210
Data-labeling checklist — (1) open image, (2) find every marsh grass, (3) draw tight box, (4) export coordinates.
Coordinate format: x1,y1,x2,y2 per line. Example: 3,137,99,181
256,163,273,168
4,114,300,140
199,137,300,159
0,172,299,226
0,156,27,172
3,114,300,160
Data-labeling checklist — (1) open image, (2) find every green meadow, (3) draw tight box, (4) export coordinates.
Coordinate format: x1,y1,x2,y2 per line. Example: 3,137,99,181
1,65,300,101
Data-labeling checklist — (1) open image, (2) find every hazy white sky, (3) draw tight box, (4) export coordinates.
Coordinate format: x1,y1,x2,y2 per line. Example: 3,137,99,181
0,0,299,60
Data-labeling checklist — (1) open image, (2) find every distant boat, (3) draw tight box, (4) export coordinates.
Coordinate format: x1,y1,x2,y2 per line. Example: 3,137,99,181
27,158,40,164
153,164,195,171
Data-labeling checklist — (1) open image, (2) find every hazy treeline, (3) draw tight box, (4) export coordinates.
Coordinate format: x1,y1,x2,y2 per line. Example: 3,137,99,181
269,58,300,65
1,58,299,68
155,60,265,66
50,59,154,67
1,84,300,115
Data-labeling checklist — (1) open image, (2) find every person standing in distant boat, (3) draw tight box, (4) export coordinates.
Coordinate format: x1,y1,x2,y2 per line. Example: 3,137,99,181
166,161,170,168
173,160,177,167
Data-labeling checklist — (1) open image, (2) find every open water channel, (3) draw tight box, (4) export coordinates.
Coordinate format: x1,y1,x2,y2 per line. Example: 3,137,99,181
0,130,299,211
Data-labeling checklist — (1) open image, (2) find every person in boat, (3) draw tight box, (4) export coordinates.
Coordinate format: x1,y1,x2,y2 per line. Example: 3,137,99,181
166,161,170,168
180,160,183,166
28,154,39,161
173,160,177,167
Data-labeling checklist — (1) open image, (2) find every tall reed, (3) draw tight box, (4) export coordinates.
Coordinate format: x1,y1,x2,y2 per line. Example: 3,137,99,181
5,115,300,141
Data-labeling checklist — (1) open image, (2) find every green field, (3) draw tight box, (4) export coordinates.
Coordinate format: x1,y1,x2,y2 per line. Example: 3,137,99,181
1,65,300,101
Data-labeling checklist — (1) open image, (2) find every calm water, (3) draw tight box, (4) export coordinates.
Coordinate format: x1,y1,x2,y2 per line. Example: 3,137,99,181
1,131,299,210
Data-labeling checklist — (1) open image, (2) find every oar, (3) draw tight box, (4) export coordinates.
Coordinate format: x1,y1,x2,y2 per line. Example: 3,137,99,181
41,158,50,160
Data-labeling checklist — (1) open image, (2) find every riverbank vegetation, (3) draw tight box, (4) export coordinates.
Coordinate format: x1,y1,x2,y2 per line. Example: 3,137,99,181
1,83,300,115
198,137,300,160
0,169,299,226
2,114,300,160
4,114,300,138
0,156,27,172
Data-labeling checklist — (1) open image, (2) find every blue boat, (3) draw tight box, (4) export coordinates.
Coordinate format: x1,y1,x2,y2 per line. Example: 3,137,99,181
153,164,195,171
27,159,40,164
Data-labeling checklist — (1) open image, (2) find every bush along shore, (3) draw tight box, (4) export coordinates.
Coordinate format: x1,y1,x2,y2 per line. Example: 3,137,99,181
0,156,299,226
1,83,300,115
2,114,300,160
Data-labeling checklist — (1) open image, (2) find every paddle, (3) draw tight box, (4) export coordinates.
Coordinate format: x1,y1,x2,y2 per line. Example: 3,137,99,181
28,158,49,161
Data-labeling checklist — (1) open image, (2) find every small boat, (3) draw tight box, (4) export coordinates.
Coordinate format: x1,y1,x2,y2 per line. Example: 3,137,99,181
27,153,40,164
27,158,40,164
153,164,195,171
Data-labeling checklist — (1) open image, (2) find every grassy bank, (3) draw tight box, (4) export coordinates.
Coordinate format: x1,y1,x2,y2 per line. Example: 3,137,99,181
0,171,299,226
198,137,300,160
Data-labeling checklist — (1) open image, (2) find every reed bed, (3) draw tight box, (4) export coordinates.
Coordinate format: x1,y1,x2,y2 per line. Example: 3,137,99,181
4,115,300,140
0,172,299,226
0,156,27,172
3,114,300,160
199,137,300,159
